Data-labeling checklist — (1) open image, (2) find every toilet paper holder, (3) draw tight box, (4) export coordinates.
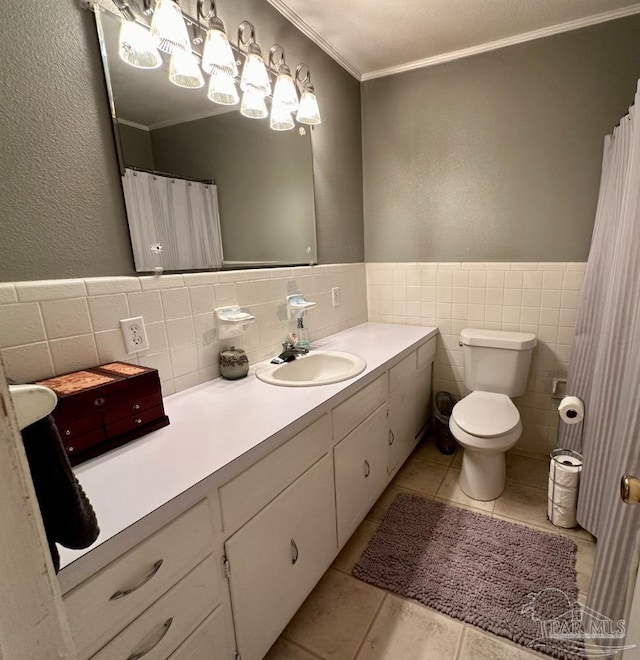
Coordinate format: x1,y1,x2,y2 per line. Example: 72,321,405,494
551,377,568,400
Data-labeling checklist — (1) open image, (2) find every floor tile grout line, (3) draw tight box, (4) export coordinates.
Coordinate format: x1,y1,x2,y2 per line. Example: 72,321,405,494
277,634,329,659
453,624,467,660
351,591,388,660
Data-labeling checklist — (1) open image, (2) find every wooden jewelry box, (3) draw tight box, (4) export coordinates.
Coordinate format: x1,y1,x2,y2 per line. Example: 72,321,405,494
37,362,169,466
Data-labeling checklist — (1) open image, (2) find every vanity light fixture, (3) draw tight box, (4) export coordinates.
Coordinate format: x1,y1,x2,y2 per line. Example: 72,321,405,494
198,0,237,77
108,1,321,129
207,69,239,105
150,0,191,54
240,87,268,119
169,50,205,88
238,22,271,96
269,45,299,113
295,64,322,126
118,19,162,68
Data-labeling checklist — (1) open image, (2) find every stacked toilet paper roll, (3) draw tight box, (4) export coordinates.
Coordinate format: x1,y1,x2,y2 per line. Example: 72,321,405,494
548,451,582,528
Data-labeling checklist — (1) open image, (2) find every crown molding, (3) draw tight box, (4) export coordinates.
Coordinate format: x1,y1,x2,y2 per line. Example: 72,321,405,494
264,0,361,80
116,118,150,131
361,3,640,81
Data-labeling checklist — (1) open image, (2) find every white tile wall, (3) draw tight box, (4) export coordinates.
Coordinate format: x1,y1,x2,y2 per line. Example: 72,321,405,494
0,264,367,397
367,262,586,458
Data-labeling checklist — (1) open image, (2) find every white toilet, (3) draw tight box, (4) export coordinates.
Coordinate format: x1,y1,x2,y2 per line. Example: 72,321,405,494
449,328,537,501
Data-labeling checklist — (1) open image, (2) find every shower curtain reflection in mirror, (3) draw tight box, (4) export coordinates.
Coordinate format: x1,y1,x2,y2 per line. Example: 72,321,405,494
121,168,223,271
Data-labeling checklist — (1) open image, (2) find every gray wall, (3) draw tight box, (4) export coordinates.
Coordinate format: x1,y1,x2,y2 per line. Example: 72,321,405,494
151,113,316,264
119,124,155,171
0,0,363,281
363,16,640,263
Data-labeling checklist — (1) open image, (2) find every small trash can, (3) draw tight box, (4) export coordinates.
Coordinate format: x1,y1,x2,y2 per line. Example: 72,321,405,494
434,391,458,455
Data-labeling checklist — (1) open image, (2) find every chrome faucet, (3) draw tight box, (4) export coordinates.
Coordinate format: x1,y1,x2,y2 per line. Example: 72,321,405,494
272,339,310,364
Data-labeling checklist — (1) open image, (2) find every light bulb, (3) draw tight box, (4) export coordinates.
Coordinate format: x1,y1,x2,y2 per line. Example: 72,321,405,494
240,44,271,96
169,51,204,89
119,20,162,69
201,17,237,77
150,0,190,54
270,104,294,131
207,71,239,106
272,65,298,112
240,87,268,119
297,85,321,125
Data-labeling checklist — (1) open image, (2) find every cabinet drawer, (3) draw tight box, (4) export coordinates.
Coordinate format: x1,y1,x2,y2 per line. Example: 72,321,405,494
389,351,417,391
168,605,230,660
92,555,219,660
63,428,106,457
106,404,165,438
103,392,163,425
64,500,217,659
332,373,387,441
418,338,436,368
55,413,103,440
334,405,389,546
219,414,330,532
225,454,336,660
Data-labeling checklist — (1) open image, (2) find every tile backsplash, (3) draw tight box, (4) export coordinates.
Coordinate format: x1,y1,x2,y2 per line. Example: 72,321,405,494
367,262,586,457
0,259,585,458
0,264,367,396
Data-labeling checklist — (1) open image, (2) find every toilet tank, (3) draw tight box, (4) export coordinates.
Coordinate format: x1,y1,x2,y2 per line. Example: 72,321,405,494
460,329,537,397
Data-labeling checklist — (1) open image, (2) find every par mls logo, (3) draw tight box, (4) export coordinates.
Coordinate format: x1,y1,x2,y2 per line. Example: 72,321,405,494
520,588,636,657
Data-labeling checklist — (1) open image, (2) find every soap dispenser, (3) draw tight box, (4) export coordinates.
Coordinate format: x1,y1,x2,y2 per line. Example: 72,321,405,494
296,316,310,350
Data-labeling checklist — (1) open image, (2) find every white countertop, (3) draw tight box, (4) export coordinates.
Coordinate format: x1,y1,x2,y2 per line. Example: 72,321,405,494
59,322,437,571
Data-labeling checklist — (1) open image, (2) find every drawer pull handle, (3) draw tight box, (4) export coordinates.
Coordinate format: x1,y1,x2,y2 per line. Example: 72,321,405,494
126,617,173,660
135,418,143,424
388,430,395,446
133,403,141,410
110,559,164,601
291,539,299,565
67,446,74,453
64,429,71,436
364,460,371,478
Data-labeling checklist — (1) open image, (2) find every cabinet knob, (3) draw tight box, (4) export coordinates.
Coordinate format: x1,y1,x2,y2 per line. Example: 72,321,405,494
135,418,143,424
66,446,74,453
364,460,371,478
126,617,173,660
133,403,141,410
64,429,71,436
291,539,299,565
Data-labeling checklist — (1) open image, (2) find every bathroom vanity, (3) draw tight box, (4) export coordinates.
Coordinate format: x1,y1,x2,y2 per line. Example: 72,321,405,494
57,322,437,660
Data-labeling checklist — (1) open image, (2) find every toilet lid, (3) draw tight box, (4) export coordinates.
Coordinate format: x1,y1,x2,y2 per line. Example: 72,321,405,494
452,391,520,438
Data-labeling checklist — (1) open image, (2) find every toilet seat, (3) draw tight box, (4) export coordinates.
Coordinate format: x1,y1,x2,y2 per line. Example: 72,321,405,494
451,391,520,438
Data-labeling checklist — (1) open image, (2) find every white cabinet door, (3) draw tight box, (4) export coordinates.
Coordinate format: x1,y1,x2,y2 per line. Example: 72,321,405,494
224,454,336,660
388,376,419,475
334,404,390,547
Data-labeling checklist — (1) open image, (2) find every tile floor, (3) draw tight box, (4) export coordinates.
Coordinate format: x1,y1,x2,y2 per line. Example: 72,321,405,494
265,437,596,660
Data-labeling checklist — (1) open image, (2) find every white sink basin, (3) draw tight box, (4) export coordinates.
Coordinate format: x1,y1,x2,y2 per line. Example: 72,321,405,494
256,351,366,387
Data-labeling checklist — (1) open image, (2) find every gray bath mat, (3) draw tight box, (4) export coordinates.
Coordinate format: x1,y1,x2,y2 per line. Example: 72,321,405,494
353,494,584,659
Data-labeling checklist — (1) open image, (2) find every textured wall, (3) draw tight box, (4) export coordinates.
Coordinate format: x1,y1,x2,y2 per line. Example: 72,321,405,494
119,124,155,171
362,16,640,263
0,0,363,281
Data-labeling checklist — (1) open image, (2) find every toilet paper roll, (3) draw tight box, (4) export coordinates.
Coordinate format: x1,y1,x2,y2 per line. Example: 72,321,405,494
548,480,578,508
558,396,585,425
550,454,582,487
548,500,578,528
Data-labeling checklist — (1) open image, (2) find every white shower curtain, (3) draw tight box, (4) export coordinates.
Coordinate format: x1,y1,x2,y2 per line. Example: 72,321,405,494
560,80,640,624
121,168,224,271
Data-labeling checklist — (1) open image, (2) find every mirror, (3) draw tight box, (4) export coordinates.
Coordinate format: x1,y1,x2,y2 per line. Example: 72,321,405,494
95,5,317,271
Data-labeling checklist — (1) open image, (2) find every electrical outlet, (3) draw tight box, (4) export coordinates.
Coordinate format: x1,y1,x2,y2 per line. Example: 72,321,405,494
120,316,149,354
331,287,341,307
